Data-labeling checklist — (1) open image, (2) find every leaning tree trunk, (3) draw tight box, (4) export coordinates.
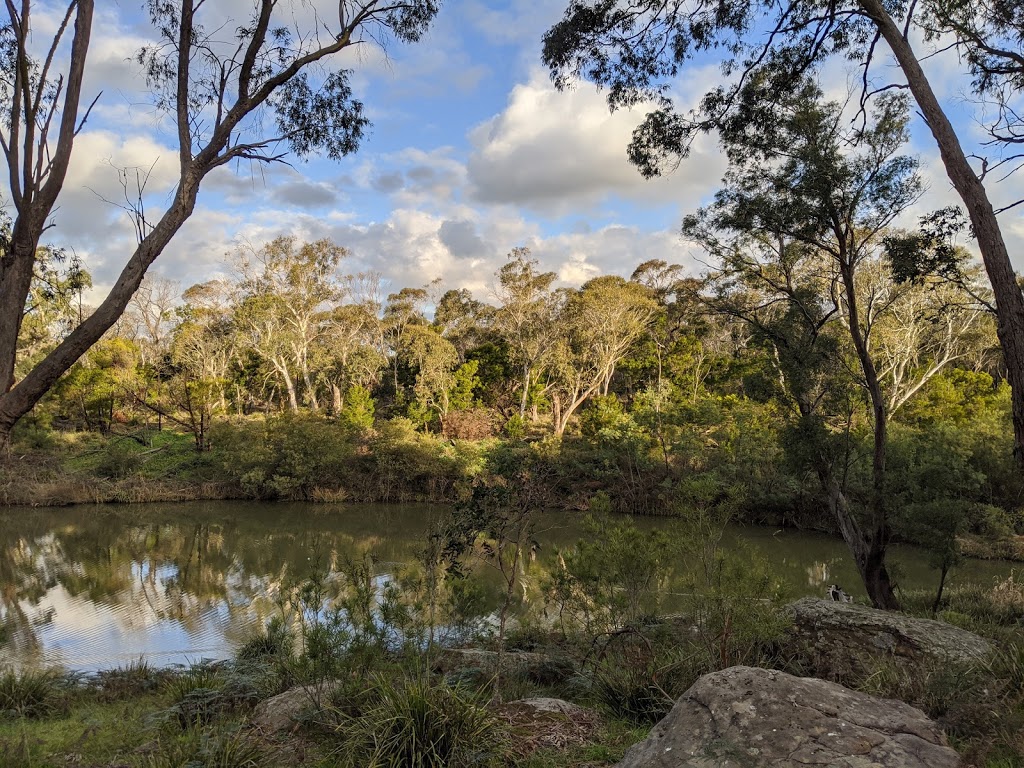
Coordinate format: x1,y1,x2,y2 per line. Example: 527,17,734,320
0,179,202,451
821,466,900,609
863,0,1024,466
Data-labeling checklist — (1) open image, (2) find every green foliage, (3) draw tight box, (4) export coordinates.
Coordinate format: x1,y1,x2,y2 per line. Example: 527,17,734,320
503,414,527,440
212,415,358,499
92,658,167,700
590,636,697,724
339,384,376,432
139,725,265,768
450,360,481,412
547,497,681,634
235,618,293,663
94,440,143,479
579,395,629,438
331,673,504,768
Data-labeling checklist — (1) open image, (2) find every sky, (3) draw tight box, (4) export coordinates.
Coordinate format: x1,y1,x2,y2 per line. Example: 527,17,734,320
21,0,1024,306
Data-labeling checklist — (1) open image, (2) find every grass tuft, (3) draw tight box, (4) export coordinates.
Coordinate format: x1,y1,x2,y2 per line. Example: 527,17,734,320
333,672,505,767
0,668,63,719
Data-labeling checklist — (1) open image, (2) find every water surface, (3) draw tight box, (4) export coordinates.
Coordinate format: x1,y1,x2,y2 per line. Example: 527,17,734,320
0,501,1015,670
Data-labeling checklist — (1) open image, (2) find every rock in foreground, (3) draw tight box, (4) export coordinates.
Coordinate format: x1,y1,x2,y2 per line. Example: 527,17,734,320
617,666,960,768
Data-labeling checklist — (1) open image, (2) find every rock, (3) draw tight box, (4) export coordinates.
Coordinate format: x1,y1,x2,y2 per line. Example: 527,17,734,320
785,598,992,673
511,697,588,717
616,666,960,768
250,682,338,733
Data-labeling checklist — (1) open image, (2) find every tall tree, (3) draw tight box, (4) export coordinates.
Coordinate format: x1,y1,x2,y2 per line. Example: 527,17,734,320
0,0,440,448
543,0,1024,464
548,275,657,435
232,237,346,412
383,286,429,398
494,248,560,421
687,85,985,607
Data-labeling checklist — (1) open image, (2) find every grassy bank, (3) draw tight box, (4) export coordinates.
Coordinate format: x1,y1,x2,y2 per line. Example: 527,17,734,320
5,418,1024,566
5,573,1024,768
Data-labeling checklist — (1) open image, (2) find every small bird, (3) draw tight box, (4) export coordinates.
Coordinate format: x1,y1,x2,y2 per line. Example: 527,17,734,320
826,584,853,603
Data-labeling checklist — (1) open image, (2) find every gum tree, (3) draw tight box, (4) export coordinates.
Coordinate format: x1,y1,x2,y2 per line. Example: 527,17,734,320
0,0,441,448
543,0,1024,465
690,83,986,607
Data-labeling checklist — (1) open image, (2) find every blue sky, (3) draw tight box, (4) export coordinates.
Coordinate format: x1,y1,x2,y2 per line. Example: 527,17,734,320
25,0,1024,305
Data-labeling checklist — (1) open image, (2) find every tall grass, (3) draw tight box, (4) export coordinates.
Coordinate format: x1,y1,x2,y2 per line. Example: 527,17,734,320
0,668,63,718
335,673,505,767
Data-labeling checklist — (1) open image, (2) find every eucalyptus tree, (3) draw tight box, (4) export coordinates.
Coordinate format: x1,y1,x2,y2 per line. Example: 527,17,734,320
688,85,985,607
173,280,237,413
127,277,180,368
17,246,90,377
433,288,494,362
0,0,441,448
548,275,657,436
493,248,561,421
544,0,1024,464
232,237,346,412
400,324,460,426
321,302,387,414
383,286,430,398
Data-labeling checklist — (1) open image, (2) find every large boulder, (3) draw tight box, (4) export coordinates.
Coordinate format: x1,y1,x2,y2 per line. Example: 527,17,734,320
617,666,960,767
785,598,991,674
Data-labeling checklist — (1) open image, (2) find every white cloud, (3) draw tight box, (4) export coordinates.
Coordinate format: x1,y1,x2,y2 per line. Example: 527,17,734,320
466,70,726,216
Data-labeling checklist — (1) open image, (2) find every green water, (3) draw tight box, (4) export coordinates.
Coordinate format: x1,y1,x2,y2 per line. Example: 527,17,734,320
0,501,1015,670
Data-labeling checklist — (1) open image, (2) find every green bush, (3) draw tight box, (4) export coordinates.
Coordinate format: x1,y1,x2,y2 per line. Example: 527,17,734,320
235,618,293,663
589,632,700,724
339,384,376,432
546,496,681,635
92,658,167,699
503,414,526,440
211,415,358,499
95,440,142,479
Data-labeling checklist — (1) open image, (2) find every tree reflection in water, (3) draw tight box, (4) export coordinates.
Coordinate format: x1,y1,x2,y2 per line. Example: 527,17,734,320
0,502,1017,670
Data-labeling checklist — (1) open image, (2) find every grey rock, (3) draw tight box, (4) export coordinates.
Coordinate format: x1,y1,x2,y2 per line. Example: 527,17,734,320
250,682,338,733
511,697,588,717
786,598,992,667
617,666,960,768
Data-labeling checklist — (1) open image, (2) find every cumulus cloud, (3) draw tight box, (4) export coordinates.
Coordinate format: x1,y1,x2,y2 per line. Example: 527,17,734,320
466,70,726,216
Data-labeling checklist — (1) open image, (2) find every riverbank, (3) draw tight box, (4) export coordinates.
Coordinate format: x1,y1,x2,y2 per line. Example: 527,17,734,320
4,584,1024,768
5,424,1024,564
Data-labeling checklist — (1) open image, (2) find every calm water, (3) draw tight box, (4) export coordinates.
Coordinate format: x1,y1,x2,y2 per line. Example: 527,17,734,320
0,501,1016,671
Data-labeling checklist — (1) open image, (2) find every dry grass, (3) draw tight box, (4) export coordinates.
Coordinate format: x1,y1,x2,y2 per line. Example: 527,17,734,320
500,701,602,760
0,453,236,507
988,572,1024,613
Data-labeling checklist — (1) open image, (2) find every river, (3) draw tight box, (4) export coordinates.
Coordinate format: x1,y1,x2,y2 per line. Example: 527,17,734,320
0,501,1015,670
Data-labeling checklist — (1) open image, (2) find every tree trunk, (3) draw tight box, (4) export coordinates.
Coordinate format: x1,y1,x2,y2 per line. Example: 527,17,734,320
278,364,299,413
303,368,319,410
520,363,530,419
862,0,1024,465
932,563,950,617
822,465,900,609
0,182,200,451
331,383,343,414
